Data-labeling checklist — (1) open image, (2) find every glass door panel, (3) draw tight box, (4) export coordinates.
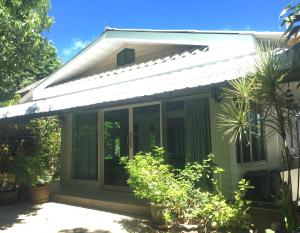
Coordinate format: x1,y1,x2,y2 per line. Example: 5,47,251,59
104,109,129,186
133,104,160,154
72,112,98,180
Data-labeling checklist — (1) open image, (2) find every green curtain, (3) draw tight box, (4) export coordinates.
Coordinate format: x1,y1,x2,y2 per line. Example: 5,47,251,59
72,112,98,180
185,98,212,162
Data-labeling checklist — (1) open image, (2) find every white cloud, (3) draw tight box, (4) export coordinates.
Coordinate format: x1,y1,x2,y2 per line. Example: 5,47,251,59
60,38,91,62
245,25,252,31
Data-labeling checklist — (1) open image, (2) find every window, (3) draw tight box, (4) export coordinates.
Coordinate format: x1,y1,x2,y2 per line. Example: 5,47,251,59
117,48,135,67
236,104,265,163
72,112,98,180
164,98,212,168
165,101,185,168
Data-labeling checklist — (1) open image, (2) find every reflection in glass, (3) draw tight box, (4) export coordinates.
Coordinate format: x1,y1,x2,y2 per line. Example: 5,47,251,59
104,109,129,186
133,105,160,154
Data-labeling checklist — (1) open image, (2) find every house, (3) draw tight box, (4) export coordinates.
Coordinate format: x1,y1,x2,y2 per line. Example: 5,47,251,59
0,28,290,207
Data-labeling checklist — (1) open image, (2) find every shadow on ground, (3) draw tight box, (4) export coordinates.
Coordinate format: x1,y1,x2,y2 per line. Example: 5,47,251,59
58,228,111,233
0,202,41,230
118,218,162,233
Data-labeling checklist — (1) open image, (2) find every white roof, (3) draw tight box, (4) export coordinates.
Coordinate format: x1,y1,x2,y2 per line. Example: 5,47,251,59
2,28,282,120
32,28,275,98
0,50,256,120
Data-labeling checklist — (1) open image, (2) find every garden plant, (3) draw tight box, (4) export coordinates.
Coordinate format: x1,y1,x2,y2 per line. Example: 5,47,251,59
218,43,300,232
121,147,252,233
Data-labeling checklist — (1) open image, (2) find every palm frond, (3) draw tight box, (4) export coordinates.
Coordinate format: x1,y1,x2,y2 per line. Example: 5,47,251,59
218,101,249,143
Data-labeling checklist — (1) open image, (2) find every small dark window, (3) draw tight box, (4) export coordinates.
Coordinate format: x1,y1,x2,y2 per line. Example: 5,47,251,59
117,48,135,67
236,104,265,163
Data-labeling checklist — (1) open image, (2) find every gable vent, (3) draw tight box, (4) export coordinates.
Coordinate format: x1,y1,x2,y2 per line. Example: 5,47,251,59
117,48,135,67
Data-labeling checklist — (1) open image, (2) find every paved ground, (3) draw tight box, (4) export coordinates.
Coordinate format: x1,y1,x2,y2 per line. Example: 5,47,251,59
0,202,160,233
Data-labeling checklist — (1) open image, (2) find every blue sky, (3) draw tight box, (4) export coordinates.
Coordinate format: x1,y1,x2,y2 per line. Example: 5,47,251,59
46,0,287,62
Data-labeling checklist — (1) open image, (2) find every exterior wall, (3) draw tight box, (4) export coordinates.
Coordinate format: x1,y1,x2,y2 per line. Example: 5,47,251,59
210,98,236,198
209,99,282,197
59,92,282,198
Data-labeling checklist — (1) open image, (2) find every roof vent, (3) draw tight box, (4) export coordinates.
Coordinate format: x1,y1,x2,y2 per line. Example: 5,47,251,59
117,48,135,67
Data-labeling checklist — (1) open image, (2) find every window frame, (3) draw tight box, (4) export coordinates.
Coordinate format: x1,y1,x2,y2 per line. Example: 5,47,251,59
236,103,267,164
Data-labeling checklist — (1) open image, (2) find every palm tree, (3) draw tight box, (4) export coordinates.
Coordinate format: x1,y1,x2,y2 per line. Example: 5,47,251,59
219,43,299,232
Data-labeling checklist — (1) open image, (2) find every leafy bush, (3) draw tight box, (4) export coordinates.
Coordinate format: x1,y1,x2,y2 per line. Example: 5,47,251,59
0,116,61,180
121,147,252,232
14,154,53,188
27,117,61,178
0,172,18,192
0,123,35,173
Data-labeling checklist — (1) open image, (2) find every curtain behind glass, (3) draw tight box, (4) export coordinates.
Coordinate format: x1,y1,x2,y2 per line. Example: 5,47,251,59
72,112,98,180
185,98,211,162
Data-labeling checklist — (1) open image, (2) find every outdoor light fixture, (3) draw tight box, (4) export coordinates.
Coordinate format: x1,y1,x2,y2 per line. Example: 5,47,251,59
210,85,222,103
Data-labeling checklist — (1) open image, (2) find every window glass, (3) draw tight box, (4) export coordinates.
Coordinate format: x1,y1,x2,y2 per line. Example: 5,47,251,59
165,101,185,168
236,104,265,163
104,109,129,186
164,98,211,168
133,104,160,154
72,112,98,180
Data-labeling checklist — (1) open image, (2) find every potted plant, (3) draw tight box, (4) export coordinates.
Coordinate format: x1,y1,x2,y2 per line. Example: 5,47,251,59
0,172,18,205
121,147,174,226
122,147,253,232
15,154,53,203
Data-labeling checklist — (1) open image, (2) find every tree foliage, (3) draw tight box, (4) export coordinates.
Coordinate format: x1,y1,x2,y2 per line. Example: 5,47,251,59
280,1,300,45
219,44,298,232
0,0,60,100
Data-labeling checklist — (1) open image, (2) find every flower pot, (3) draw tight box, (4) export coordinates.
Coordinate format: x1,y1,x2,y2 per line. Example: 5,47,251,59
0,190,18,205
150,203,167,225
30,184,51,204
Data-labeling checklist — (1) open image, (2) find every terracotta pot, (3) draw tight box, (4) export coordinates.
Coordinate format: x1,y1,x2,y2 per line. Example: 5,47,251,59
0,190,18,205
30,184,51,204
150,203,167,225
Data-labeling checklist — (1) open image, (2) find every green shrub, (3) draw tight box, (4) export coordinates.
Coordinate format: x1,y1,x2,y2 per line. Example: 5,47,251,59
27,117,61,178
0,172,18,192
14,154,53,188
121,147,252,232
0,116,61,180
121,147,182,206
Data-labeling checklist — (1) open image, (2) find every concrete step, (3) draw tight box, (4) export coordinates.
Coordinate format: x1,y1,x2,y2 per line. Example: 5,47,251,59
51,188,151,217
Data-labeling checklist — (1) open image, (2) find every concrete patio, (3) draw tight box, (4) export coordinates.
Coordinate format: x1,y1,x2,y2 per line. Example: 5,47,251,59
0,202,161,233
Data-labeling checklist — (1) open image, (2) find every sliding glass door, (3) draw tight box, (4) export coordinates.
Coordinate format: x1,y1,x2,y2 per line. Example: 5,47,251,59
103,103,161,188
133,104,161,154
104,109,129,186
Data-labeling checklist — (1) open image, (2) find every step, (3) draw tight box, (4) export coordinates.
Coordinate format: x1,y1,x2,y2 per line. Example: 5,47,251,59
51,188,151,217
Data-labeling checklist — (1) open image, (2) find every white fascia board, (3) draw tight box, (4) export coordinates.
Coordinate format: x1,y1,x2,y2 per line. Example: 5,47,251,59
107,30,258,46
32,30,121,99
